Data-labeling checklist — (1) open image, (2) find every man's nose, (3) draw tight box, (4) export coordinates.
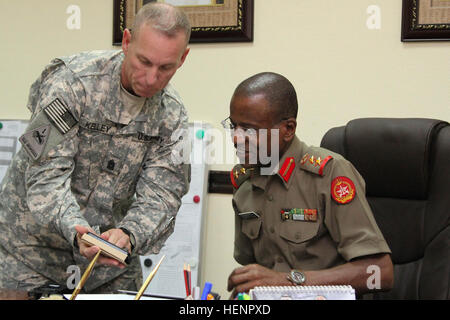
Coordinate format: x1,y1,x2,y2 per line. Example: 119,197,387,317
145,67,159,86
232,128,247,147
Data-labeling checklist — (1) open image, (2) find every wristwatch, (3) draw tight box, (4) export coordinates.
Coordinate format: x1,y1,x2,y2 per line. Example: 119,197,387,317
287,270,306,286
119,227,136,252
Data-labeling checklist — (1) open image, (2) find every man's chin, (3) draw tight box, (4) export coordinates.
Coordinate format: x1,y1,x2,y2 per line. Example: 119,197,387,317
237,153,259,168
132,85,157,98
237,157,259,169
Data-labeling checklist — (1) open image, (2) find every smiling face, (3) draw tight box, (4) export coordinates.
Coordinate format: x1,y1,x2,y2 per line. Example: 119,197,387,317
230,93,291,168
228,72,299,170
121,24,189,98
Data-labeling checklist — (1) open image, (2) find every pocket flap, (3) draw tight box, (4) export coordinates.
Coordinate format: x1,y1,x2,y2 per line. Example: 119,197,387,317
279,221,320,244
242,218,262,240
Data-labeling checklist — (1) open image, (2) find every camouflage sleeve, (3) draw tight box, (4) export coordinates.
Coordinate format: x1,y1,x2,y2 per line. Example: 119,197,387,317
117,104,190,256
24,60,90,247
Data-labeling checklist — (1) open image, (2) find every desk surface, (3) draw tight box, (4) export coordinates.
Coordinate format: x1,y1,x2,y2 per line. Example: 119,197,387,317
0,289,30,300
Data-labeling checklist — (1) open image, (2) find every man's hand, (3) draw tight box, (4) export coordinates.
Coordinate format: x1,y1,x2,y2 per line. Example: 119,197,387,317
74,225,130,269
101,228,132,254
227,264,291,299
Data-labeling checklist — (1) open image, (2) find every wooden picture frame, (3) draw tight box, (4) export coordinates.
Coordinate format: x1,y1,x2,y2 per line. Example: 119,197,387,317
113,0,254,45
401,0,450,41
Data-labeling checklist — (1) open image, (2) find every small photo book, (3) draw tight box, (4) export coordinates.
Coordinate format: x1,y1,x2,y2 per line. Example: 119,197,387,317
250,285,355,300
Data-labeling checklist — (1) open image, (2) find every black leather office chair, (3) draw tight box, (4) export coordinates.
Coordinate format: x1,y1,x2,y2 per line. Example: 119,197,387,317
320,118,450,299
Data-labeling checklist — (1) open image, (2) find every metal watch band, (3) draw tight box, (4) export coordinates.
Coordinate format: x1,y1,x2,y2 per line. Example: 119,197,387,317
287,269,306,286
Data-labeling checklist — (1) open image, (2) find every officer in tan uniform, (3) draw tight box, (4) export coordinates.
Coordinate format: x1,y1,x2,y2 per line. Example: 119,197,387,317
225,72,393,297
0,3,190,293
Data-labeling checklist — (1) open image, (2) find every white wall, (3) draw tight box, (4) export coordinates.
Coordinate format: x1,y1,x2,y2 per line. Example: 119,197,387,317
1,0,449,299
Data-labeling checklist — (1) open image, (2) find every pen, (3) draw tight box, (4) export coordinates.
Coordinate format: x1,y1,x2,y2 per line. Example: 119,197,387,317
135,255,165,300
183,263,189,297
187,264,191,296
70,250,101,300
200,282,212,300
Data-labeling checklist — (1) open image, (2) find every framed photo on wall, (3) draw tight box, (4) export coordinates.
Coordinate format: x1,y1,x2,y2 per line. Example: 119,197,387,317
401,0,450,41
113,0,254,45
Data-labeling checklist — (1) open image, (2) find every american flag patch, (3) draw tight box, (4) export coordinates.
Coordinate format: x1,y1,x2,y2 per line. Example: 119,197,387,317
43,98,77,134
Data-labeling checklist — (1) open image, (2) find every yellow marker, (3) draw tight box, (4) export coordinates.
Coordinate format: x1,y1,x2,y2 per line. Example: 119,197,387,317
70,250,101,300
135,255,165,300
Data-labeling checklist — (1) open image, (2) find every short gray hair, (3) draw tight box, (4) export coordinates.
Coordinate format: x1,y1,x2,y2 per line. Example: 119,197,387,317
132,2,191,45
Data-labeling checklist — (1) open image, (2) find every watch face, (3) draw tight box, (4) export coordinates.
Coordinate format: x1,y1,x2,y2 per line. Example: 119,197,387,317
291,270,305,284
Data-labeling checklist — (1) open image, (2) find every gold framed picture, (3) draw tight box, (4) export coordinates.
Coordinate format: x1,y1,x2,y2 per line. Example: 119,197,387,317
113,0,254,45
401,0,450,41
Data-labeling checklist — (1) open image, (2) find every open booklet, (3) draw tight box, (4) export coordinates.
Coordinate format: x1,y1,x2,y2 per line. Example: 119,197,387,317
250,285,355,300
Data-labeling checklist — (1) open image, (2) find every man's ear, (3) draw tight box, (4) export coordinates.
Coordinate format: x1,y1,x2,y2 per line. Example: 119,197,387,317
177,47,190,69
122,29,132,55
282,118,297,142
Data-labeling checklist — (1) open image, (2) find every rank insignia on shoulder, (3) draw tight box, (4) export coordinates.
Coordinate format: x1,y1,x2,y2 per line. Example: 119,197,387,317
230,165,254,189
44,98,77,135
281,208,318,222
279,157,296,183
300,153,333,176
331,176,356,204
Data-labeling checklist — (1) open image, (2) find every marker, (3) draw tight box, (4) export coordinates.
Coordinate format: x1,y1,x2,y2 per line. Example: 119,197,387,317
200,282,212,300
193,286,201,300
196,129,205,140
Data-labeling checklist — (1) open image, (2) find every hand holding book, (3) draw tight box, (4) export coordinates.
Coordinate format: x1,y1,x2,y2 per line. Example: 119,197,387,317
75,225,130,268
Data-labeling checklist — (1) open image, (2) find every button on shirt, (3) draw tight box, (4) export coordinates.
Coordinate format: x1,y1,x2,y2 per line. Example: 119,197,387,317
232,137,391,272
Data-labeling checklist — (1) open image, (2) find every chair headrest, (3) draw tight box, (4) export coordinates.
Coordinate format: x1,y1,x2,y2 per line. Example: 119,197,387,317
343,118,447,199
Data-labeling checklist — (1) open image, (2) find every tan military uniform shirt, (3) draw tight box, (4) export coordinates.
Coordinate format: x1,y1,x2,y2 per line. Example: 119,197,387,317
232,136,391,272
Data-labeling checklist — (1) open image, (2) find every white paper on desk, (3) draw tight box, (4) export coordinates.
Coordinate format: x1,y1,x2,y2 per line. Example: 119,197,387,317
63,294,164,300
250,285,356,300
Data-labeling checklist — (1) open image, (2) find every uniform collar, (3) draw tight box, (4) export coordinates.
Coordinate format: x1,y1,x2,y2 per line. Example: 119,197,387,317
275,136,304,189
250,136,304,190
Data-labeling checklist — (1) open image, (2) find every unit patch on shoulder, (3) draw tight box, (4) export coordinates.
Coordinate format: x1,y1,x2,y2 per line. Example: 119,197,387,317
19,125,51,161
331,176,356,204
44,98,77,134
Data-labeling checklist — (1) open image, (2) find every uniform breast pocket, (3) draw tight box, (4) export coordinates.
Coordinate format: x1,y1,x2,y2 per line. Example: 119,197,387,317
241,218,262,240
113,139,149,200
75,129,110,189
279,220,320,244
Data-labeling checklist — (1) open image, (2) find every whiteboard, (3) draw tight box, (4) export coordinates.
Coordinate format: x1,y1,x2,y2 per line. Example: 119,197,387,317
139,122,210,298
0,120,210,298
0,120,29,184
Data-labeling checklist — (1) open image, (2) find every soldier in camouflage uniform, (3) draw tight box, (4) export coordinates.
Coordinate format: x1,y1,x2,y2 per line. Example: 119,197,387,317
0,3,191,293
